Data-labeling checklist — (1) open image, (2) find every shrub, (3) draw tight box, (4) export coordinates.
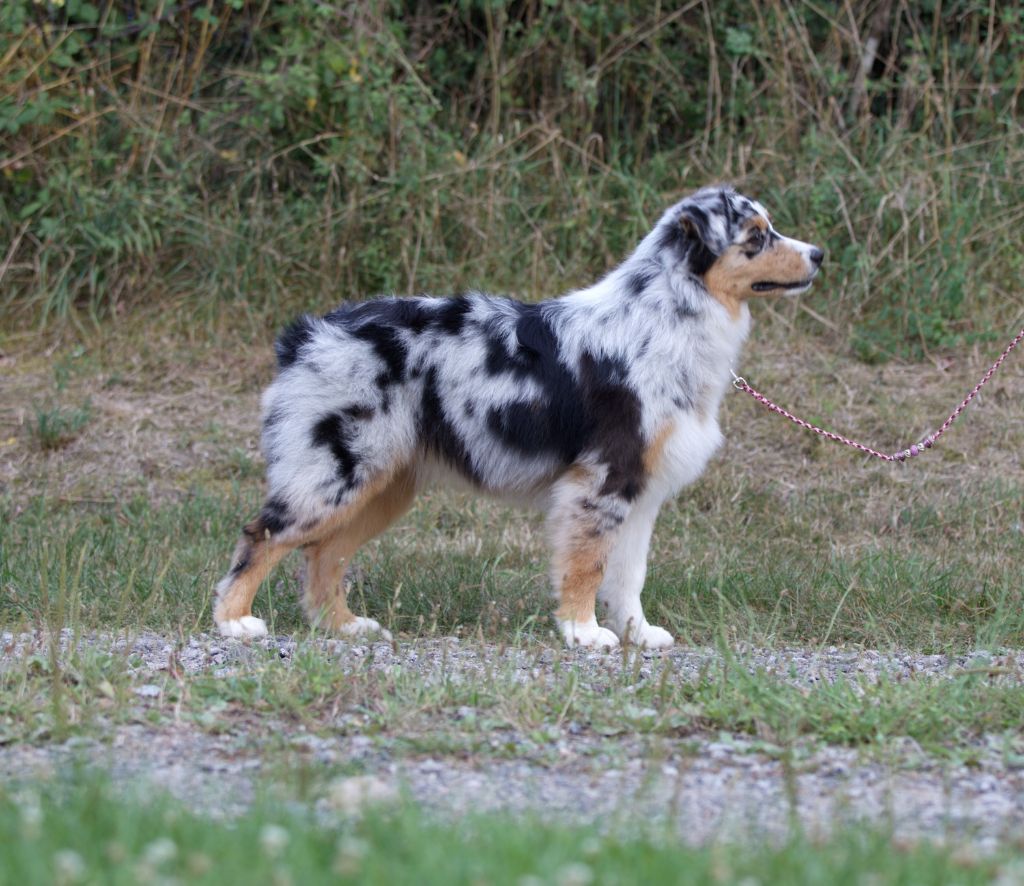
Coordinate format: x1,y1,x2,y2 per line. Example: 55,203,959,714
1,1,1021,357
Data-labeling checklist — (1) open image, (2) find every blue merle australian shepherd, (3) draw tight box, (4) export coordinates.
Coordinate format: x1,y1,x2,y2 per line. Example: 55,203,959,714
214,186,823,649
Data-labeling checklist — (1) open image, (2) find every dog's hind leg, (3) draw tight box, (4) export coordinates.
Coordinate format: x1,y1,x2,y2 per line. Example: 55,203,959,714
548,467,631,649
214,501,297,638
302,465,417,640
596,493,673,649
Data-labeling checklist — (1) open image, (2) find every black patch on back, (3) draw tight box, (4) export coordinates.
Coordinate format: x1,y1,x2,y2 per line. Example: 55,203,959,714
481,307,647,502
322,304,405,383
332,299,428,333
275,315,315,369
486,396,579,462
327,296,473,338
484,306,592,463
482,304,548,379
350,323,408,389
311,412,359,488
320,296,477,390
419,366,481,484
395,300,435,333
434,296,473,335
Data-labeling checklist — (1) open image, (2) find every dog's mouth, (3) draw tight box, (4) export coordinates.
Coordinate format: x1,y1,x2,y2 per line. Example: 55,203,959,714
751,279,814,293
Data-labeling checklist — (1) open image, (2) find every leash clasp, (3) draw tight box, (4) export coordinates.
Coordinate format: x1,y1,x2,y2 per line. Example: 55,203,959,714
729,367,746,390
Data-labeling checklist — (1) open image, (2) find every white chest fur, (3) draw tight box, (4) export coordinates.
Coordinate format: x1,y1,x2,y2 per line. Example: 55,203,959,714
655,410,725,496
650,304,748,497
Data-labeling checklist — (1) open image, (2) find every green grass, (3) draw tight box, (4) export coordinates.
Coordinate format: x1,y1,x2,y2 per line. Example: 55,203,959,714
3,632,1023,759
0,773,1013,886
4,476,1023,650
29,400,93,452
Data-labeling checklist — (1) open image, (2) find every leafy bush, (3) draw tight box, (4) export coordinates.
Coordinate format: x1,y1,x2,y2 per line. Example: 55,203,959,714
1,0,1021,357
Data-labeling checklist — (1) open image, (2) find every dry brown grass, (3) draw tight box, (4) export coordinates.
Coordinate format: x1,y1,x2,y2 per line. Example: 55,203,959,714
3,303,1021,546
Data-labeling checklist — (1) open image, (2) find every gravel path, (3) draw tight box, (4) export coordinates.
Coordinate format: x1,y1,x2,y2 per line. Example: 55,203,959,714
3,631,1024,849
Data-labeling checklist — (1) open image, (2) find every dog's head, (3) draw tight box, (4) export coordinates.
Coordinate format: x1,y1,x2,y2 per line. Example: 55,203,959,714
658,186,823,312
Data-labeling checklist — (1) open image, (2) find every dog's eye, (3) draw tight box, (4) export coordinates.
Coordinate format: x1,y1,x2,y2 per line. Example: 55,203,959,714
747,229,765,249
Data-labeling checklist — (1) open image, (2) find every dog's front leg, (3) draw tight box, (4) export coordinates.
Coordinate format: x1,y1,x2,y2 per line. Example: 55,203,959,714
548,468,629,649
597,493,674,649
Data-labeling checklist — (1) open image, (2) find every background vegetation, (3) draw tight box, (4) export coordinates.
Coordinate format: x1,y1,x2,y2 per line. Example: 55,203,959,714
2,0,1022,359
3,5,1024,875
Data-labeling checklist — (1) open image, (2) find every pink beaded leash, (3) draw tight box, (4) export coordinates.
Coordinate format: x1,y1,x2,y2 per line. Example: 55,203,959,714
730,327,1024,463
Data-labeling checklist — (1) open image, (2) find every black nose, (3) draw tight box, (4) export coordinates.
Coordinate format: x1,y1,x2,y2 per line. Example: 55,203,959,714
810,247,824,268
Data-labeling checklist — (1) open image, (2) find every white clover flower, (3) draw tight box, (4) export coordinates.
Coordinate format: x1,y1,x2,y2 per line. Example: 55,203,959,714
260,824,290,859
53,849,86,885
994,861,1024,886
332,835,368,876
186,852,213,876
555,862,594,886
20,802,43,839
326,776,398,815
141,836,178,867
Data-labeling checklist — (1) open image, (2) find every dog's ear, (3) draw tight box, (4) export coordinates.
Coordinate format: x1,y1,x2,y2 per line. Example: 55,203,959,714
678,206,709,244
676,203,719,275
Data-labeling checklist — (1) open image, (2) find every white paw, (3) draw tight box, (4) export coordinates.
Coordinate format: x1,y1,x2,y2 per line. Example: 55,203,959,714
337,616,392,642
218,616,269,639
629,622,674,649
558,618,620,650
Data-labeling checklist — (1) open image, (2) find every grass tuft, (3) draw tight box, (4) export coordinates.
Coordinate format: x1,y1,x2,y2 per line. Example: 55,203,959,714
29,400,92,452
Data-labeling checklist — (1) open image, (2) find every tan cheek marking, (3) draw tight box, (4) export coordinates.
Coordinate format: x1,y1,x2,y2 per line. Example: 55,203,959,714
703,246,748,319
747,245,808,284
704,243,809,316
